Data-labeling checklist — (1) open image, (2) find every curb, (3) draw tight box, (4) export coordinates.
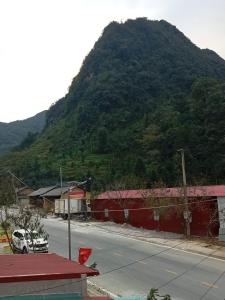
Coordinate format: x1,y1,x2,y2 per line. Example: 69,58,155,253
56,217,225,261
87,280,119,298
86,224,225,261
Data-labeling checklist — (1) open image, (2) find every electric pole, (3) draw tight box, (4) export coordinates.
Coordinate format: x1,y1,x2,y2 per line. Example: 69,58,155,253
178,149,190,237
60,167,63,197
68,187,72,260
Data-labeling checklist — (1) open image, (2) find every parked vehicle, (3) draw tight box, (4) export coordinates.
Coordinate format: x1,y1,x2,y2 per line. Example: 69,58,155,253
55,198,91,219
12,229,48,253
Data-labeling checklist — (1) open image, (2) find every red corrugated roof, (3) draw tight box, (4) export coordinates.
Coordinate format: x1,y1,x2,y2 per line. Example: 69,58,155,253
0,253,99,283
96,185,225,200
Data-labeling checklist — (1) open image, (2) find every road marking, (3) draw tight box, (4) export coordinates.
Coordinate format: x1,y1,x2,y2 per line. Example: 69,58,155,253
116,236,225,263
113,252,123,257
165,269,178,275
201,281,218,289
95,246,102,250
138,260,147,265
46,218,225,263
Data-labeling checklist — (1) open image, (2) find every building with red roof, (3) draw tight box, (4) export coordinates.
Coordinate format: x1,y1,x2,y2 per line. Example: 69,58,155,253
0,253,100,298
92,185,225,239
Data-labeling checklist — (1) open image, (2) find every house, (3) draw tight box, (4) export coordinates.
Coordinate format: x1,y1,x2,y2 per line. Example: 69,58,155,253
28,186,57,208
15,186,34,207
92,185,225,240
41,186,70,212
0,253,102,298
29,185,89,214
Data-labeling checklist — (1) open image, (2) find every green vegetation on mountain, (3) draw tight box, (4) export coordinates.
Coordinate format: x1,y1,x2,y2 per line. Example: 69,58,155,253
0,111,46,155
1,18,225,190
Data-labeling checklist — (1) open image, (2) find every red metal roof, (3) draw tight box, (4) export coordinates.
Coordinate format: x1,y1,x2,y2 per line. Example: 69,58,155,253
0,253,99,283
96,185,225,200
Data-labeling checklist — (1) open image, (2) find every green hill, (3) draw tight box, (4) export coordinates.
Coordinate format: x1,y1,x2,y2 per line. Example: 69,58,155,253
1,18,225,190
0,111,46,155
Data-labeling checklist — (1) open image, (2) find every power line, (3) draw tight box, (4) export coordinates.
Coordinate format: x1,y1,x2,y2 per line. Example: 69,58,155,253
66,197,222,214
4,239,187,298
7,170,28,187
157,246,223,291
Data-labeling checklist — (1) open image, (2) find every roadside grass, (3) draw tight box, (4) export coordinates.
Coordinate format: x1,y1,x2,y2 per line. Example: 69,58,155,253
3,245,12,254
0,225,12,242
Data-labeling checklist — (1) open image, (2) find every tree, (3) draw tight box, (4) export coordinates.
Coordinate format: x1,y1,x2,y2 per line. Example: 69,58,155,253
0,174,16,207
96,127,109,153
0,174,16,253
147,288,171,300
134,157,146,177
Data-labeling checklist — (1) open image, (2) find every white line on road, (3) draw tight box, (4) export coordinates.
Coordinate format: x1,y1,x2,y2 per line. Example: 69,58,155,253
95,246,103,250
45,218,225,263
201,281,218,289
113,252,123,257
138,261,147,265
165,269,178,275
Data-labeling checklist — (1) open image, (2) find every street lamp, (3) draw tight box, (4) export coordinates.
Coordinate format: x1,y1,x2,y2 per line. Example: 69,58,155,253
177,148,191,237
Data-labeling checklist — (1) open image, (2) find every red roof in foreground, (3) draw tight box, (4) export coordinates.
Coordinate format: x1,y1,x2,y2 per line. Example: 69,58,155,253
96,185,225,200
0,253,99,283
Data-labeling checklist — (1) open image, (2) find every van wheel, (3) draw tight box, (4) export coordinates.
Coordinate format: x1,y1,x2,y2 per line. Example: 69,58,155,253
22,247,28,254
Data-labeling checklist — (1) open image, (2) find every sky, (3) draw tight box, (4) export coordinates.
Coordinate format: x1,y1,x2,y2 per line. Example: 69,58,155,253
0,0,225,122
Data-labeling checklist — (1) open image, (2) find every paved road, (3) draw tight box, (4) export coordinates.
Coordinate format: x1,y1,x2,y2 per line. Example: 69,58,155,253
42,217,225,300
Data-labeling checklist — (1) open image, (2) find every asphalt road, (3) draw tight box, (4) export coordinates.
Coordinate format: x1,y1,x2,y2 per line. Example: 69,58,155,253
42,217,225,300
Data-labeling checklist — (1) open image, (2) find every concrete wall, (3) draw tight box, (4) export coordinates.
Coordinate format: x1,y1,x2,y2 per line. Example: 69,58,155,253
0,278,86,297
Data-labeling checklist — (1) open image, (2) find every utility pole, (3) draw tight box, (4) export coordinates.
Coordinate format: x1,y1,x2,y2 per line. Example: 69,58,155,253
178,149,190,237
60,167,63,197
68,187,72,260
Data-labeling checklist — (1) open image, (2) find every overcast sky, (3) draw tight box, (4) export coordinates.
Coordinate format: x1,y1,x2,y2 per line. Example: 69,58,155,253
0,0,225,122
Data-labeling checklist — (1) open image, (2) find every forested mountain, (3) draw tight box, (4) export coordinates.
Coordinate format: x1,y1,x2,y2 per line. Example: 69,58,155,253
0,111,46,155
1,18,225,190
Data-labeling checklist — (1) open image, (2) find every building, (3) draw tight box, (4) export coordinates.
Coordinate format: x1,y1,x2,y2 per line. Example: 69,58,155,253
0,253,100,297
16,186,34,207
29,185,88,214
29,186,57,209
92,185,225,239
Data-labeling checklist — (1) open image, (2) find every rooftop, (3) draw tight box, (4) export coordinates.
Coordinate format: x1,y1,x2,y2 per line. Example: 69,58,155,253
0,253,99,283
29,186,56,197
96,185,225,200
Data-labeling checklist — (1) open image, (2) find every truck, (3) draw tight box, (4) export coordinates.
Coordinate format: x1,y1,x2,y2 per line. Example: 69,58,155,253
54,197,91,219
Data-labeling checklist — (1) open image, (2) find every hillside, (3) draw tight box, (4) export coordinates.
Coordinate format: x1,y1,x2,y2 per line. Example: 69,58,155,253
0,111,46,155
1,18,225,190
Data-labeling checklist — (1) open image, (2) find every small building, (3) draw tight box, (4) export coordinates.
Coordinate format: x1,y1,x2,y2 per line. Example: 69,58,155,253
92,185,225,239
16,186,34,207
0,253,99,297
28,186,57,209
41,186,70,213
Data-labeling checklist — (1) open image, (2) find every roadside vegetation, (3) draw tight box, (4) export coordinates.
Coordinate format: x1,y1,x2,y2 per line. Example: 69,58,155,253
0,174,48,253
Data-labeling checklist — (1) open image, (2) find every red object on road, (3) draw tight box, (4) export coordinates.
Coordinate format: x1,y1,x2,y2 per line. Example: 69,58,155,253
79,247,92,265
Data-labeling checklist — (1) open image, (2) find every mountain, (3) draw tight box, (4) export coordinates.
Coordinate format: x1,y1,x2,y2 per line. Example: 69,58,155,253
0,111,46,155
1,18,225,190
